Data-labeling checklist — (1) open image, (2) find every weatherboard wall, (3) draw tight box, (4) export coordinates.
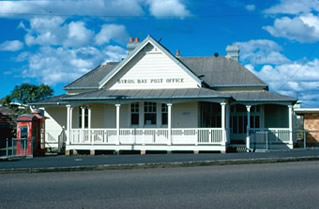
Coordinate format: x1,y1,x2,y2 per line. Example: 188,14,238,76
106,44,199,90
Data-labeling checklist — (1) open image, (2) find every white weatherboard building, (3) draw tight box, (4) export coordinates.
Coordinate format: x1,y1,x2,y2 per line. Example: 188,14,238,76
33,35,297,154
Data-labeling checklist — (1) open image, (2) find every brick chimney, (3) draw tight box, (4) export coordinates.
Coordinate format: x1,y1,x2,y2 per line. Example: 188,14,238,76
127,37,139,54
226,45,240,62
176,49,181,57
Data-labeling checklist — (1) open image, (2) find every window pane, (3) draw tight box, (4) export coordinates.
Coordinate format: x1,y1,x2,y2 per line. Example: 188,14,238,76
161,104,168,125
161,104,168,112
131,113,139,125
131,103,139,112
145,113,156,125
162,113,168,125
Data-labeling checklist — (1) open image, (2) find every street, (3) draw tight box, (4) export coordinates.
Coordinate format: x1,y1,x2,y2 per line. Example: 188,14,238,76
0,161,318,209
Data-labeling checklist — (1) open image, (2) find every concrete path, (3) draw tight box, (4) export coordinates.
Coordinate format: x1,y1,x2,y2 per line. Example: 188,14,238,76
1,149,319,173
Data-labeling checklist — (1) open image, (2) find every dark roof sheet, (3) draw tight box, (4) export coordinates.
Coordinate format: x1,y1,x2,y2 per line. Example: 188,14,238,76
65,62,119,89
30,95,69,105
64,88,230,101
178,56,267,88
228,91,296,102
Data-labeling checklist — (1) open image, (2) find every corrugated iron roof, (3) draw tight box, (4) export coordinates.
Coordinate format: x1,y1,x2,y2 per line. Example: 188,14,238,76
64,88,231,101
178,56,267,88
64,62,119,90
227,91,296,102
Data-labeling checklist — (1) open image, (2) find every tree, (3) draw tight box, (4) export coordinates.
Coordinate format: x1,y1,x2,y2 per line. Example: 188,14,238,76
1,83,54,110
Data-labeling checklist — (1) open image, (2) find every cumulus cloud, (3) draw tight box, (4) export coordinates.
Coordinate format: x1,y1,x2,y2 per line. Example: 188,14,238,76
0,0,191,19
24,17,66,46
22,17,129,49
253,59,319,106
63,21,94,48
22,45,126,85
263,13,319,43
264,0,319,15
15,17,129,85
0,40,23,51
235,39,290,65
95,24,129,45
0,0,144,18
147,0,191,19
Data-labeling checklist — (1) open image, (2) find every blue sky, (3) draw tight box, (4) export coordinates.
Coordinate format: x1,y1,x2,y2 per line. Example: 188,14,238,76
0,0,319,107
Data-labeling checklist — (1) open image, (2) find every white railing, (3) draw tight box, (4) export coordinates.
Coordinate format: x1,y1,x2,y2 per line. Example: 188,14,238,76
250,128,290,144
70,128,224,145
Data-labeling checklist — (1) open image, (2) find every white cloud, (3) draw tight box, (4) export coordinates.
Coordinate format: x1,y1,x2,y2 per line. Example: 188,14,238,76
95,24,129,45
0,0,192,19
147,0,191,19
0,40,23,51
253,59,319,106
245,4,256,12
22,45,126,85
22,17,128,48
102,45,127,62
234,39,290,65
24,17,66,46
264,0,319,15
63,21,94,48
263,13,319,43
0,0,144,18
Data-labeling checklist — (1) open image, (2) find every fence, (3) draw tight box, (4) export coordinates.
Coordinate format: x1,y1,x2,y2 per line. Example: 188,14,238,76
0,138,29,159
250,129,319,150
295,130,319,149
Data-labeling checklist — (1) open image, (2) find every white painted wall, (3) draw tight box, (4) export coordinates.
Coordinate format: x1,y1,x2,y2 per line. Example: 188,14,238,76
104,104,116,128
172,102,198,128
107,43,199,90
44,106,66,149
99,101,199,129
91,104,105,128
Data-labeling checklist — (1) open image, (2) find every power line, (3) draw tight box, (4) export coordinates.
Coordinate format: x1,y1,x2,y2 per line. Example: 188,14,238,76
276,44,319,92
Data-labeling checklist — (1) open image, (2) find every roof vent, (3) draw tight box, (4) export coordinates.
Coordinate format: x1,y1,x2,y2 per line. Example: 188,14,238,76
214,52,219,57
226,45,240,62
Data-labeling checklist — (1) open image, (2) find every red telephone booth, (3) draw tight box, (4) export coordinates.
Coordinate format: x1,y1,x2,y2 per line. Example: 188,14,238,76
16,112,46,156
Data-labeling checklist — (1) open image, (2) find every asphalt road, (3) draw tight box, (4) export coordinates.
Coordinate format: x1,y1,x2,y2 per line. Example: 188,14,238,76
1,161,318,209
1,149,319,170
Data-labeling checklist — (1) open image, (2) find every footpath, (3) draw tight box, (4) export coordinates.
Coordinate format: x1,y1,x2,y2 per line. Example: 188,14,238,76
1,149,319,174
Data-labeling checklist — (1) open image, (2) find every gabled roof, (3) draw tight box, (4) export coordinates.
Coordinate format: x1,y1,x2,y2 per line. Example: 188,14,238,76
64,62,119,90
178,56,267,88
98,35,202,89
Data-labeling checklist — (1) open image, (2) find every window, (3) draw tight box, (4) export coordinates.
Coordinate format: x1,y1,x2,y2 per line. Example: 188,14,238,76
79,107,88,128
161,104,168,125
131,103,139,125
230,105,261,134
199,102,221,128
144,102,157,125
20,126,28,138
